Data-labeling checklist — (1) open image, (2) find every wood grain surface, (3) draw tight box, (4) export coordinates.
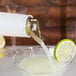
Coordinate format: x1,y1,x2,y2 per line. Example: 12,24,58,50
0,0,76,45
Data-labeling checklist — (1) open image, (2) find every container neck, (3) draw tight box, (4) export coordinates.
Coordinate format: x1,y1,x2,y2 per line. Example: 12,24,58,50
26,17,43,44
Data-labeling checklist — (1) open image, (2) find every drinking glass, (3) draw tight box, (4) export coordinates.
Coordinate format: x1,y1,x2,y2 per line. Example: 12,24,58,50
13,46,70,76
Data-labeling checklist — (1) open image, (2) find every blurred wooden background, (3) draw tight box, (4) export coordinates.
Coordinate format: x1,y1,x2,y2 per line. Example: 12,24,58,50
0,0,76,45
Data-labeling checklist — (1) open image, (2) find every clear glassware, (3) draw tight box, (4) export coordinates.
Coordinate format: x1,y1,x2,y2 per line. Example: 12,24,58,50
13,46,70,76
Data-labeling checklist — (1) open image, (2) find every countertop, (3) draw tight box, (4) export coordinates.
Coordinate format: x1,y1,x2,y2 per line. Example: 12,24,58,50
0,46,76,76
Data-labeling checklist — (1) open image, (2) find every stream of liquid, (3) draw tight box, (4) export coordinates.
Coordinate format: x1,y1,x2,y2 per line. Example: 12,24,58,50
30,30,55,71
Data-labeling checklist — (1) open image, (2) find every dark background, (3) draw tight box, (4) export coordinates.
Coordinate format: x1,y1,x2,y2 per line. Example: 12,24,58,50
0,0,76,45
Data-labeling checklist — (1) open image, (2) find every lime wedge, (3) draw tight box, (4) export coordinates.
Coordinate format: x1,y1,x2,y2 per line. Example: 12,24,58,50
54,39,76,62
0,36,6,49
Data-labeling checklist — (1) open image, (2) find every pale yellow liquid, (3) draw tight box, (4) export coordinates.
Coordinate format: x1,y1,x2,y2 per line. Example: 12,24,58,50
19,56,51,73
19,55,67,76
